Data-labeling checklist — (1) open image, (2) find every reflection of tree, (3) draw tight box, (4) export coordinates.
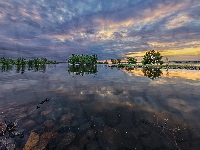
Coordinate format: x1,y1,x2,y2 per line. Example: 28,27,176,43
16,65,26,74
142,67,163,80
125,67,134,71
68,64,98,76
1,64,46,73
1,65,13,72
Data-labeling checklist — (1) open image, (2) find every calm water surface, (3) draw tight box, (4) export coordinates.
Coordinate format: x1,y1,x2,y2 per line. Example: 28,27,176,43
0,64,200,150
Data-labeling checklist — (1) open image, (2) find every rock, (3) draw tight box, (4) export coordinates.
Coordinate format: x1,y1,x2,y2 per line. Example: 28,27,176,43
86,130,95,140
86,141,101,150
18,113,27,119
23,132,39,150
68,146,80,150
7,108,14,111
20,105,33,113
57,132,76,149
22,120,35,127
41,110,51,116
79,136,88,148
35,132,58,150
79,122,91,132
60,114,72,126
43,120,54,127
103,126,116,142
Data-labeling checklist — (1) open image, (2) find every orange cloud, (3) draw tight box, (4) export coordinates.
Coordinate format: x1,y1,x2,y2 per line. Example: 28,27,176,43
125,47,200,58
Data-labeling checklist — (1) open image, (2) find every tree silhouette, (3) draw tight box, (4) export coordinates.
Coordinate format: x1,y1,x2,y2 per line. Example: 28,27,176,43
142,50,163,65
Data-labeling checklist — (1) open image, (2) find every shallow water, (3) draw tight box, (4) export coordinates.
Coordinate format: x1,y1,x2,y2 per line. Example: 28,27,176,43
0,64,200,149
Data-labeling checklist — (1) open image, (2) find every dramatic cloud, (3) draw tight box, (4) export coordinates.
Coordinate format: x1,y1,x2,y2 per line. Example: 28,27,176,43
0,0,199,61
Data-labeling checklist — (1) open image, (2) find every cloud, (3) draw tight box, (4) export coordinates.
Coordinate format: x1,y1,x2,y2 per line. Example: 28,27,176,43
0,0,199,61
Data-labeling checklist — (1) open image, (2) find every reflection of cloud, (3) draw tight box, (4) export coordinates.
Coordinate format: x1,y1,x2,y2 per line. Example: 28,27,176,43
162,70,200,81
123,69,200,81
168,98,196,112
122,69,144,76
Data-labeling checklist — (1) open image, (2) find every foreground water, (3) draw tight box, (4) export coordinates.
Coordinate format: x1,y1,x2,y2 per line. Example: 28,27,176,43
0,64,200,150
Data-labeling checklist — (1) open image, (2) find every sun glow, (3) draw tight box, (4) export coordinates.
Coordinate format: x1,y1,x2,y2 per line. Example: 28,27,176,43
125,47,200,58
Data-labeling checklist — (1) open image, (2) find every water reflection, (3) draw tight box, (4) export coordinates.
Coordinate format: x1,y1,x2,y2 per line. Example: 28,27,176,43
142,67,163,80
0,64,200,149
1,65,13,72
0,64,47,73
125,67,163,80
68,64,98,75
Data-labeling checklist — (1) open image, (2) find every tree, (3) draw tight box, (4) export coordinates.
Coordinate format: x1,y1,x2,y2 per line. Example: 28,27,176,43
127,57,137,64
117,59,121,64
104,60,108,64
142,50,163,65
68,54,98,65
111,59,114,64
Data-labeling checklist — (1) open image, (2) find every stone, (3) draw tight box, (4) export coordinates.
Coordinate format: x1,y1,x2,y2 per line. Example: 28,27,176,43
57,132,76,149
68,146,80,150
79,136,88,148
7,108,14,111
103,126,115,143
23,132,39,150
79,122,91,132
86,141,100,150
60,114,72,126
20,106,33,113
86,130,95,140
22,120,35,127
41,110,51,116
43,120,54,127
35,132,58,150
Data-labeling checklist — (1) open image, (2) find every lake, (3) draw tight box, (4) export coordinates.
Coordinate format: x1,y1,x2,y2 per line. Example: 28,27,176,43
0,64,200,150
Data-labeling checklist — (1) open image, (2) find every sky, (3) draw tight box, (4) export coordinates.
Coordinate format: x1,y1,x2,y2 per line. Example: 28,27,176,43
0,0,200,61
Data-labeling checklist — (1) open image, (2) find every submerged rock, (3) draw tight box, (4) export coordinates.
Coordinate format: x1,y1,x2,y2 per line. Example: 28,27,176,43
57,132,76,149
43,120,54,127
22,120,35,127
35,132,58,150
85,141,101,150
86,130,95,140
40,110,51,116
67,145,79,150
23,132,39,150
60,114,72,126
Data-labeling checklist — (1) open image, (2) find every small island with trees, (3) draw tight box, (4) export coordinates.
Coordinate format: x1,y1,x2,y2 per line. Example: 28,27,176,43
66,50,200,70
65,51,199,78
67,54,98,75
1,50,199,74
98,50,200,70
